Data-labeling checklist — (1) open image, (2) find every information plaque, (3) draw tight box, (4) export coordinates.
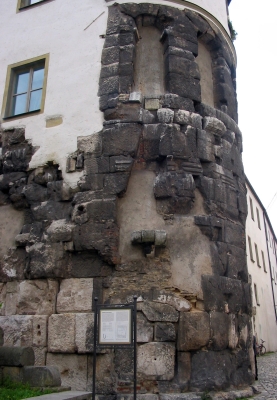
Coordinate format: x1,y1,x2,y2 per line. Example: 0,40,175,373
99,308,132,345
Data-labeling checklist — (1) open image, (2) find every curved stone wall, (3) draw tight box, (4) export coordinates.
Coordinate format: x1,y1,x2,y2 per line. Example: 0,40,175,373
0,1,253,395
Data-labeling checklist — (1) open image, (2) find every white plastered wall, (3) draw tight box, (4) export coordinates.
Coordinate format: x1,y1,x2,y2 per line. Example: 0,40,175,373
0,0,230,188
246,183,277,351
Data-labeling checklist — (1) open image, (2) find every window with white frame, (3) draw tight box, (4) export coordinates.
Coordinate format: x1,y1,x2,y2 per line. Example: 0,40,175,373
2,55,49,119
18,0,47,9
256,207,261,229
249,197,255,221
254,283,260,306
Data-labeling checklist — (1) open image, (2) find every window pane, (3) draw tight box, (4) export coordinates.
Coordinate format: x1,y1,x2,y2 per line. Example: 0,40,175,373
14,71,29,94
29,89,42,111
30,0,42,4
13,93,27,115
32,67,44,90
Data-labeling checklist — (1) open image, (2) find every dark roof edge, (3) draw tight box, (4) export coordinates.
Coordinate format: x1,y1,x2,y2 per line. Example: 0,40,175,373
245,175,277,242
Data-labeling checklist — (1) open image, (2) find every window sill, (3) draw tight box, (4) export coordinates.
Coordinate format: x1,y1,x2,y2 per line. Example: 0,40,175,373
3,109,41,120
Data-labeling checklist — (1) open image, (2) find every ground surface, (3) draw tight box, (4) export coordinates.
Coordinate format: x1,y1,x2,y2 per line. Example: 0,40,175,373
252,352,277,399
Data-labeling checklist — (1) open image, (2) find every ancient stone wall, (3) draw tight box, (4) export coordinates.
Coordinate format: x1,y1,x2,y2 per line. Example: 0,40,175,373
0,3,253,395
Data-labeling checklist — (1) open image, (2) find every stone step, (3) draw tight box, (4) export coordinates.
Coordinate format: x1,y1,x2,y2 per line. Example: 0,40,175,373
24,391,92,400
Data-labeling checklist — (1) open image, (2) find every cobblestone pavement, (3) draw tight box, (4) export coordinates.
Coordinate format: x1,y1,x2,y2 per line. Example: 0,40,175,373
251,352,277,399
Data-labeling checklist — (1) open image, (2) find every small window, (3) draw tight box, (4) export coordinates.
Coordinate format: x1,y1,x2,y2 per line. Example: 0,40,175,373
254,283,260,306
261,250,267,272
248,236,254,262
255,243,261,267
18,0,47,9
2,54,49,119
249,197,254,221
256,207,261,229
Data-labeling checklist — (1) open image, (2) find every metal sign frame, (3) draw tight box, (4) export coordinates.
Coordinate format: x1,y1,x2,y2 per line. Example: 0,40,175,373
92,296,137,400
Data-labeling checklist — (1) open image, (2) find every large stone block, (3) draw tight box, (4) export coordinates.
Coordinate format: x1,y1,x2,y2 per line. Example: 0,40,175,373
31,201,71,222
190,350,232,391
33,347,47,366
46,220,74,243
72,221,120,265
137,312,153,343
32,315,48,348
0,346,34,366
137,342,175,380
177,311,210,351
165,54,200,80
48,313,75,353
166,73,201,101
26,242,69,279
77,133,102,155
88,353,116,394
46,353,88,391
142,301,179,322
154,322,176,342
5,281,18,316
202,275,245,313
17,280,58,315
176,352,191,390
102,123,142,157
159,124,187,158
0,315,33,347
210,312,229,350
57,278,93,314
0,248,26,283
22,366,61,387
75,313,94,353
68,251,112,279
152,292,191,312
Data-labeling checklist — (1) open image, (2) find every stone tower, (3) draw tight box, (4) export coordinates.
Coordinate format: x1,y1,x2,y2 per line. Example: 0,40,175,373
0,0,253,395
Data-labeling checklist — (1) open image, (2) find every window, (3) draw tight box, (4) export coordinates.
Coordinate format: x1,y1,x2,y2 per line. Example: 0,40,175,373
261,250,267,272
2,54,49,119
249,197,254,221
254,283,260,306
248,236,255,262
254,243,261,267
256,207,261,229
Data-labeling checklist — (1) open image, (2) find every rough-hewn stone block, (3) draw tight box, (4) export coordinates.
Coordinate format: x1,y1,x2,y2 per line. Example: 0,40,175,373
17,280,58,315
0,315,33,347
22,366,61,387
32,315,48,348
137,312,153,343
137,342,175,380
75,313,94,353
154,322,176,341
102,123,141,157
57,278,93,313
178,311,210,351
0,346,34,366
48,313,75,353
142,301,179,322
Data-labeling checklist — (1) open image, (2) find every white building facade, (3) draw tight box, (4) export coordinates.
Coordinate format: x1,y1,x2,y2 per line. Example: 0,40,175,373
246,178,277,352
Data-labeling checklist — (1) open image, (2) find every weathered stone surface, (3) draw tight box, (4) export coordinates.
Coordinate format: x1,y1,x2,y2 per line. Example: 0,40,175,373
75,313,94,353
46,220,74,242
0,346,34,366
110,156,133,173
48,313,75,353
142,124,161,161
0,315,33,346
68,251,112,279
190,351,233,391
47,353,88,391
103,173,130,195
157,108,174,123
77,133,102,155
210,312,229,350
0,248,26,282
203,116,226,136
114,347,133,380
177,352,191,391
17,280,58,315
32,315,48,348
104,103,141,122
166,73,201,101
26,242,68,279
31,201,71,222
137,312,153,343
178,311,210,351
162,94,194,111
72,221,120,264
153,292,191,312
137,342,175,380
202,275,246,314
102,123,141,157
159,124,187,158
174,109,202,129
142,301,179,322
23,366,61,387
145,98,160,110
197,129,214,162
154,322,176,342
56,278,93,313
88,353,116,394
5,281,18,316
33,347,47,366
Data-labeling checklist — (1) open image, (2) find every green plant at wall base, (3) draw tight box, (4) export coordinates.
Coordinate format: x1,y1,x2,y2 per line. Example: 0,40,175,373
228,19,237,41
0,378,57,400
